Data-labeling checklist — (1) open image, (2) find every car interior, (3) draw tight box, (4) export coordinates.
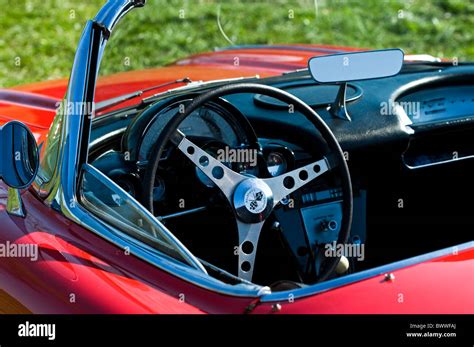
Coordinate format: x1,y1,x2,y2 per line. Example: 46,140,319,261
82,61,474,290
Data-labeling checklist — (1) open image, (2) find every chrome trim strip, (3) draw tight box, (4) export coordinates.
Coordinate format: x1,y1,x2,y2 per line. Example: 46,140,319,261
404,54,441,63
142,76,261,103
260,241,473,302
403,154,474,170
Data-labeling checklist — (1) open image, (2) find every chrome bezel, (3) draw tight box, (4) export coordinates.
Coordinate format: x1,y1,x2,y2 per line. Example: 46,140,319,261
233,178,274,223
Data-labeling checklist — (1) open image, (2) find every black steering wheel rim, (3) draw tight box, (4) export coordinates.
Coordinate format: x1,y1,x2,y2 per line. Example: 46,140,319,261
142,83,353,283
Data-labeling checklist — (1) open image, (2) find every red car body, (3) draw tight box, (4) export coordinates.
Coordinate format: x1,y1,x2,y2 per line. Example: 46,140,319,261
0,4,473,315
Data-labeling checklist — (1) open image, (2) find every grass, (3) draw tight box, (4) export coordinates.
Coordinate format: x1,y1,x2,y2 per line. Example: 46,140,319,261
0,0,473,88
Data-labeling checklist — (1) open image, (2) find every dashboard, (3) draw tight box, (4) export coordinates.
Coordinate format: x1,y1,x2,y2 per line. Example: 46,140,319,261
89,62,474,281
398,85,474,126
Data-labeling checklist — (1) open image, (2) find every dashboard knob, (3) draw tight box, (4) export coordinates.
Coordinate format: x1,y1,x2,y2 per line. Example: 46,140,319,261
336,255,350,274
271,221,281,232
320,219,338,232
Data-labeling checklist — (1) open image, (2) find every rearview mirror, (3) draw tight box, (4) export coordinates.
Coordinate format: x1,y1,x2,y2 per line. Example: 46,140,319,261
307,49,404,121
0,121,39,189
308,49,404,83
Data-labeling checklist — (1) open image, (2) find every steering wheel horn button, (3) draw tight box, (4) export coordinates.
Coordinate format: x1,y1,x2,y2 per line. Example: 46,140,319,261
233,178,274,223
244,187,268,214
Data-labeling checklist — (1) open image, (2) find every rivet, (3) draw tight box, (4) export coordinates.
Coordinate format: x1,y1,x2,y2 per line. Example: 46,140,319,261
271,303,282,312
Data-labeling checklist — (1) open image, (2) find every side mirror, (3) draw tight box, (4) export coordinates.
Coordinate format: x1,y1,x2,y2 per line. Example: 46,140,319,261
0,121,39,217
0,121,39,189
308,49,404,121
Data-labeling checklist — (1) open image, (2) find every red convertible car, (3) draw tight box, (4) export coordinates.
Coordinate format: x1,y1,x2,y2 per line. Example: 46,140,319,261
0,0,473,314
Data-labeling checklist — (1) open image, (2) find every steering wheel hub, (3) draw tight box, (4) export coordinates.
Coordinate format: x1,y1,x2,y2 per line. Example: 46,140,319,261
233,178,273,223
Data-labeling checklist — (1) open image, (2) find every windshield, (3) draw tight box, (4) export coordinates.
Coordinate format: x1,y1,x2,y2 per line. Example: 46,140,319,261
1,0,472,91
80,164,207,272
95,0,473,100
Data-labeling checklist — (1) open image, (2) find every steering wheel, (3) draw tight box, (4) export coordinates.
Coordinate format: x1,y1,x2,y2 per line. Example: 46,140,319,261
142,83,353,283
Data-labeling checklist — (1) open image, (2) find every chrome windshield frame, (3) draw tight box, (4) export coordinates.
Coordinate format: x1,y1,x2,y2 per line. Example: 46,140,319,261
40,0,145,208
30,0,269,297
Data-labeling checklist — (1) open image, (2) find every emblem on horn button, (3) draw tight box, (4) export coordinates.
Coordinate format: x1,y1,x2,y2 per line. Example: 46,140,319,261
244,188,267,214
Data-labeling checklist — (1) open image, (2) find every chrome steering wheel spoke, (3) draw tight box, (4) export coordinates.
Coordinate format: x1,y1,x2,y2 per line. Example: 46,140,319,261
176,131,331,282
263,157,330,207
175,131,268,282
236,220,265,281
174,131,246,202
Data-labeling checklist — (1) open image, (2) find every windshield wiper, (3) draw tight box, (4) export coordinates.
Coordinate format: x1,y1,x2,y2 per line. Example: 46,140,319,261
95,77,192,113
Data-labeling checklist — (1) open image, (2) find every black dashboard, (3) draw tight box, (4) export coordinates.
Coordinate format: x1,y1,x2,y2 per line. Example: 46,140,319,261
91,63,474,162
89,62,474,280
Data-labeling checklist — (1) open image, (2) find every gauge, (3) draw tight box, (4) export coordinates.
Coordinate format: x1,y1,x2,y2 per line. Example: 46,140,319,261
266,152,287,177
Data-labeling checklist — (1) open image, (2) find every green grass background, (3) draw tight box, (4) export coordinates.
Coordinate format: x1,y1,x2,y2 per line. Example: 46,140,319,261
0,0,473,88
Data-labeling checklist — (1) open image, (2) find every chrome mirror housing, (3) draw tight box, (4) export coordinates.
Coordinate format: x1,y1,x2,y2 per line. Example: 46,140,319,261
0,121,39,190
0,121,39,217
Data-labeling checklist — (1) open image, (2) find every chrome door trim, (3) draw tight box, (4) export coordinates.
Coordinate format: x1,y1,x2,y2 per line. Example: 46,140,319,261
260,241,474,302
